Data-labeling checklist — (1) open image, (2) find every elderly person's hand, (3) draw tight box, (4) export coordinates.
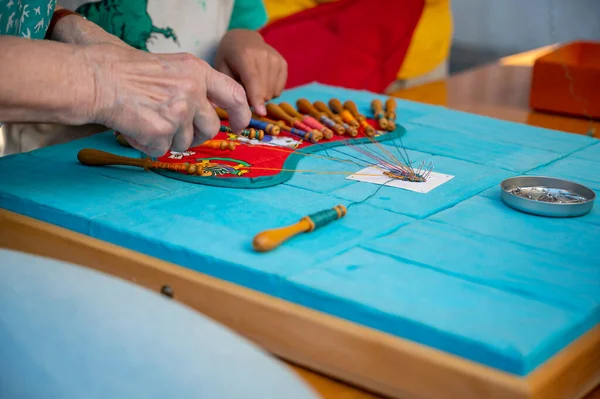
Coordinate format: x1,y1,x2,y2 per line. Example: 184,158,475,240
0,9,252,157
86,43,251,156
214,29,287,116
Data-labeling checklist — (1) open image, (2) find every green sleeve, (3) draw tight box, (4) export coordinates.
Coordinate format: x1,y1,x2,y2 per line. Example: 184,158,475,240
228,0,268,31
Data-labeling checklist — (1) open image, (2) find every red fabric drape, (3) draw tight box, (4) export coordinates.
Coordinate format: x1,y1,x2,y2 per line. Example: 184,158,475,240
259,0,425,93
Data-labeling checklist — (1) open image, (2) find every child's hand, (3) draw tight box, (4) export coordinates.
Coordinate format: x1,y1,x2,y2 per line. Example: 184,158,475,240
214,29,288,116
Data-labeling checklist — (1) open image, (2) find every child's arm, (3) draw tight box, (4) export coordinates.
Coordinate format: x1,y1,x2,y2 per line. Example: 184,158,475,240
215,0,287,116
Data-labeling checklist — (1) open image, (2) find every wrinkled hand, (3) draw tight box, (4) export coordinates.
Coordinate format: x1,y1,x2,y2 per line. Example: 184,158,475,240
214,29,287,116
84,43,251,157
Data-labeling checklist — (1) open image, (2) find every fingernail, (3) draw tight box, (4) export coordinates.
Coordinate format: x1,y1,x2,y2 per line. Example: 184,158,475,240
256,105,267,116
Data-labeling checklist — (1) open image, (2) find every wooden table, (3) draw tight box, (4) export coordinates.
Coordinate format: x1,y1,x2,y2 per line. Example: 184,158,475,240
289,46,600,398
1,46,598,399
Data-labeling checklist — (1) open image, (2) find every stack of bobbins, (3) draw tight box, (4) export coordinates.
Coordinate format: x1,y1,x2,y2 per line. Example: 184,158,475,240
296,99,346,136
313,101,358,137
254,114,321,143
329,98,374,137
343,100,376,137
279,102,334,139
265,103,323,143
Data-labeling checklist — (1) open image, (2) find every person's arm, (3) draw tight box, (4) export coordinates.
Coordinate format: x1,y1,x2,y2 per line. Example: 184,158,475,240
216,0,287,115
49,5,126,47
0,34,251,157
0,36,96,126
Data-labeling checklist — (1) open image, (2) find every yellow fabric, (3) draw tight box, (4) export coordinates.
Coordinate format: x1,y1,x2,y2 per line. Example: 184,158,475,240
263,0,452,80
399,0,453,80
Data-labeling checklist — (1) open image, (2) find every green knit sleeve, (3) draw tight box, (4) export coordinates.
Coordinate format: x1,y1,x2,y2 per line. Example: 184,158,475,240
228,0,268,31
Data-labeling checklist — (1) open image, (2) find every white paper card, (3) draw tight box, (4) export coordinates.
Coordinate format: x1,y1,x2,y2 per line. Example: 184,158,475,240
346,166,454,193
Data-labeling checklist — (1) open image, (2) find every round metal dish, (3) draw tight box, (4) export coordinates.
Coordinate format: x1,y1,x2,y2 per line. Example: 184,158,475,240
500,176,596,217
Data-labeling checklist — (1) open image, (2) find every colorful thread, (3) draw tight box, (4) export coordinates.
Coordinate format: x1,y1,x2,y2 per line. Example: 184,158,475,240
305,204,347,231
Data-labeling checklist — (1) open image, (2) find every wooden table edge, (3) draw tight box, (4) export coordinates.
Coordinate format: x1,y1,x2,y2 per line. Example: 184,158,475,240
1,209,599,399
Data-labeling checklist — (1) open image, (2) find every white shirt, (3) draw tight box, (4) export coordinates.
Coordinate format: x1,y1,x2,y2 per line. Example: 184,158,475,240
58,0,235,64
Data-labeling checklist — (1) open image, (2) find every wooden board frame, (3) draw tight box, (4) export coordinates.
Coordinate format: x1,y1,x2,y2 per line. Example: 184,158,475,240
1,208,599,399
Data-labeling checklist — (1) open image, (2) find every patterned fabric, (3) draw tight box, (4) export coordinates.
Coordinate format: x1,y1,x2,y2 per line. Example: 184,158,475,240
57,0,266,63
152,118,389,188
0,0,56,39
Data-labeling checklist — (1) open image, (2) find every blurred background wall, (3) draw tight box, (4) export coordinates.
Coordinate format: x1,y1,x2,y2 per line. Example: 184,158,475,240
449,0,600,72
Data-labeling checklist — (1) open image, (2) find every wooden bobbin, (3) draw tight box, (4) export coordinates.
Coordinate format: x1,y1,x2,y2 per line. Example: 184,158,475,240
218,108,279,137
77,148,249,177
240,128,265,141
385,98,397,121
80,149,188,174
344,100,376,136
256,116,292,133
279,102,315,128
279,102,304,119
344,125,359,137
256,115,288,130
329,99,360,129
371,99,389,130
266,103,297,126
252,204,347,252
296,99,344,135
386,120,396,131
247,118,280,136
296,99,322,120
264,123,281,136
202,140,236,151
343,100,365,122
313,101,343,125
78,148,153,170
256,115,322,143
215,107,229,120
220,125,266,141
116,132,234,151
280,102,334,139
361,121,376,136
266,103,321,139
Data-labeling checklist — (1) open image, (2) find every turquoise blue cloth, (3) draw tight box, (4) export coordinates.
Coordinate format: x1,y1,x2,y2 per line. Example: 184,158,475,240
0,83,598,377
0,249,318,398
